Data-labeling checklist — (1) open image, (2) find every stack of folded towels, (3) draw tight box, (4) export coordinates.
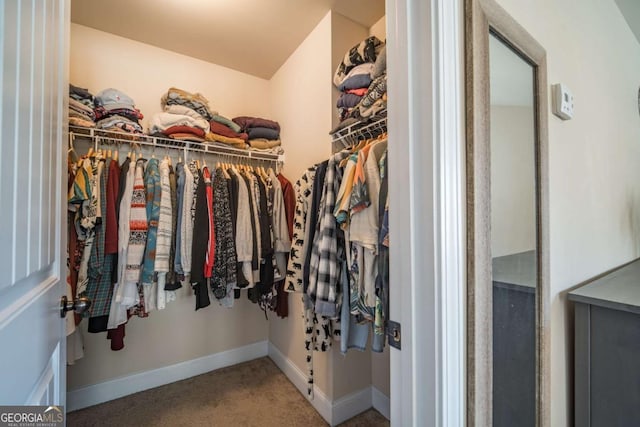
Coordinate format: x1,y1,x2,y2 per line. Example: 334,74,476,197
94,88,144,134
207,113,249,149
149,87,214,143
69,84,96,127
232,116,281,151
332,36,387,125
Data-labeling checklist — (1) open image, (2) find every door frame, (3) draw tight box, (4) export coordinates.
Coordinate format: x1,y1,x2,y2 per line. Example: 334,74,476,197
387,0,465,425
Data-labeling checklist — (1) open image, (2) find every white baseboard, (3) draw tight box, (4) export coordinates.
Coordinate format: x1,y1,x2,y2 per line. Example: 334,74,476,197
371,386,390,420
267,342,386,426
332,387,373,425
267,342,333,424
67,340,268,412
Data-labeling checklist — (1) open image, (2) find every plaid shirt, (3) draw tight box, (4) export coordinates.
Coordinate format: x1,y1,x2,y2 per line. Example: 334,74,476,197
308,150,350,317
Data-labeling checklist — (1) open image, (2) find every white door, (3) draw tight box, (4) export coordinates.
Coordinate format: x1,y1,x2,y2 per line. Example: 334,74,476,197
386,0,465,425
0,0,69,408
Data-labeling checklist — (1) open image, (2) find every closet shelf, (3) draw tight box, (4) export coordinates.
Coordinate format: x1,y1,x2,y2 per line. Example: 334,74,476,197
69,125,284,164
331,110,387,148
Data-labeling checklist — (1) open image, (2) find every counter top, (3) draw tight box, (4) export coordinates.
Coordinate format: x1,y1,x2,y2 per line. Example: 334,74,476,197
492,250,536,293
568,259,640,314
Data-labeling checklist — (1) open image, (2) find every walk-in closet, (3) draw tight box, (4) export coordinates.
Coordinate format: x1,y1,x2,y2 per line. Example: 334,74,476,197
63,1,390,425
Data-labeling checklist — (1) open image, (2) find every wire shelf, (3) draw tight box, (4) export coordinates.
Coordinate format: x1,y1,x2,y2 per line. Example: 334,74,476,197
330,111,387,149
68,126,284,165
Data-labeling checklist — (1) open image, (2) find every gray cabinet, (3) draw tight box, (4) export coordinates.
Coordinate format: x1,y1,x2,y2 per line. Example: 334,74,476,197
569,260,640,427
493,252,536,427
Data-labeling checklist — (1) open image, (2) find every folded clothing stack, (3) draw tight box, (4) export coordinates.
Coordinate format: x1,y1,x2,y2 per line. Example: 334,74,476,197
94,88,144,134
150,103,212,144
232,116,281,151
161,87,215,121
332,37,387,125
69,84,96,128
206,114,248,149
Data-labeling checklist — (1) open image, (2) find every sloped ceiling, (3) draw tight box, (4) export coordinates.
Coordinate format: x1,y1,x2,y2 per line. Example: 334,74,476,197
71,0,385,80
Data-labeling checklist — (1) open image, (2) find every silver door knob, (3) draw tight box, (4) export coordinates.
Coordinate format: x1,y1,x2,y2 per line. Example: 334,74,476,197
60,295,91,318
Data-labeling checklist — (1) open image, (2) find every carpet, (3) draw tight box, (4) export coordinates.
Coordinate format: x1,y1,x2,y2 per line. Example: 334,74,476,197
67,357,389,427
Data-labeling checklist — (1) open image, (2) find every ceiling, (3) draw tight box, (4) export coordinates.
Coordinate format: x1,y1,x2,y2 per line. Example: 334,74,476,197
616,0,640,45
71,0,385,80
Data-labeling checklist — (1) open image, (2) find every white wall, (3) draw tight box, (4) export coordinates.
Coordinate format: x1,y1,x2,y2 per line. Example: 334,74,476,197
70,24,271,131
490,106,536,257
268,11,377,401
268,11,335,397
331,12,370,128
493,1,640,425
67,24,272,391
369,15,387,40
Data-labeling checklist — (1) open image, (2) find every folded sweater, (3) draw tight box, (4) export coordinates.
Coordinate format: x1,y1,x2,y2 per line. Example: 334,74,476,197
149,112,210,134
337,93,363,109
233,116,280,132
162,125,206,137
211,114,242,133
338,74,373,92
372,46,387,78
249,139,281,150
209,120,248,141
164,104,209,122
161,87,215,121
95,88,136,111
246,126,280,141
206,132,247,149
333,36,383,87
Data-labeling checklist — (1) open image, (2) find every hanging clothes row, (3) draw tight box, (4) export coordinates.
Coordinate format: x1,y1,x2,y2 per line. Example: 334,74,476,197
66,142,296,356
285,132,389,398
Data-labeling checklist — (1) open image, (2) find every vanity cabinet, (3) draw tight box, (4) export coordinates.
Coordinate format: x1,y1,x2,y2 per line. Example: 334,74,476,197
492,251,536,427
569,260,640,426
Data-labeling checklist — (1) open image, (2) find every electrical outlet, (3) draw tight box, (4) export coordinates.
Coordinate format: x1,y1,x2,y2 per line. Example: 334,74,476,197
552,83,574,120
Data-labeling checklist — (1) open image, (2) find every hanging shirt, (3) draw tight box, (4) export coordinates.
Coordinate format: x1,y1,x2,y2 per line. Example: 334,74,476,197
141,158,160,287
277,173,296,240
155,159,173,310
202,167,215,279
174,163,185,277
285,166,316,293
212,167,237,301
124,159,148,306
190,167,211,310
308,150,351,318
230,168,254,288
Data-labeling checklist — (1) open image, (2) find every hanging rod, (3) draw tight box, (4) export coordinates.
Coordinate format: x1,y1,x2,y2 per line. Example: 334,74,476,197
330,110,387,148
68,125,284,163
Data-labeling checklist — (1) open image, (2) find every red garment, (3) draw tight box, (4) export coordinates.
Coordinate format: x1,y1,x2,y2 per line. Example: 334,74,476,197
277,174,295,240
162,125,206,137
275,281,289,319
67,164,82,326
209,120,249,141
203,167,215,278
104,159,120,254
346,87,368,96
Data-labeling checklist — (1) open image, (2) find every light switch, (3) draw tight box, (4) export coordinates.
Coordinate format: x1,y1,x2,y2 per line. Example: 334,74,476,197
552,83,574,120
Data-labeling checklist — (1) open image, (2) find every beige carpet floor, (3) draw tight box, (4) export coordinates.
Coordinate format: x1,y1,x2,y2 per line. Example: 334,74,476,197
67,357,389,427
